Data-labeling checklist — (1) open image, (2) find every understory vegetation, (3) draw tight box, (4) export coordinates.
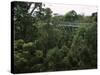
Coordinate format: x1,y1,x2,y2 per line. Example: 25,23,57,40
12,2,97,73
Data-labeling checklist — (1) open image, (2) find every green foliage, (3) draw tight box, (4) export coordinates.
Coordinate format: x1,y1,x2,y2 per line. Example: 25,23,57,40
23,42,33,50
64,10,78,22
13,2,97,73
35,50,43,58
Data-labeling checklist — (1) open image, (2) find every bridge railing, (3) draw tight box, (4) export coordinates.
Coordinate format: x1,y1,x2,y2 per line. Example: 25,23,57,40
55,22,97,28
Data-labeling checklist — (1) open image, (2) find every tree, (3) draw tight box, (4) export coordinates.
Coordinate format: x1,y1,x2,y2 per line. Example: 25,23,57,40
13,1,97,73
64,10,78,22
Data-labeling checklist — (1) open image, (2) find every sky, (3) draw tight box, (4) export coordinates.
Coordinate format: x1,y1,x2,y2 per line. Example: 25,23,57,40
43,2,98,16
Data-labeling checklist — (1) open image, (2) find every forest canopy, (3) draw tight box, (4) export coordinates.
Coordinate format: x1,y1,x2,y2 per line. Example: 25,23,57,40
12,2,97,73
